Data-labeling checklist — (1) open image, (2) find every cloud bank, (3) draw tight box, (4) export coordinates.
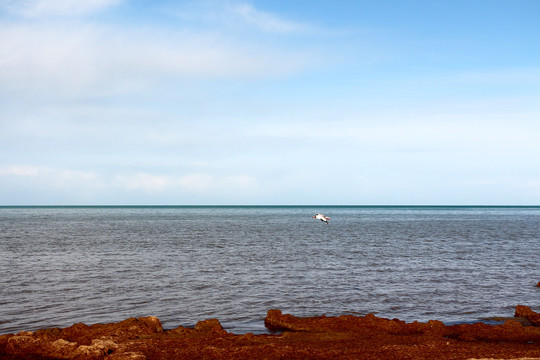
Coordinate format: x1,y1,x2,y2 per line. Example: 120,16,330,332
1,0,539,205
2,0,122,17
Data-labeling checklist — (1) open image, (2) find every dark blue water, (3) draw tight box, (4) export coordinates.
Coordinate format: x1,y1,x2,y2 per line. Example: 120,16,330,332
1,206,539,334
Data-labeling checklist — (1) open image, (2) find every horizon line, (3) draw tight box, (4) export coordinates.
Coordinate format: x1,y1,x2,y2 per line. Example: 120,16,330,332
1,204,539,208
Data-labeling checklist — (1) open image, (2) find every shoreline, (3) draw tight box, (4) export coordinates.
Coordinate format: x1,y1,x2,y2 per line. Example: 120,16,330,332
2,306,540,360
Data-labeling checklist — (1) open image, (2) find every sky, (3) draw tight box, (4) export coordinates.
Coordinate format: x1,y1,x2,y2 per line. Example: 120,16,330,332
1,0,539,205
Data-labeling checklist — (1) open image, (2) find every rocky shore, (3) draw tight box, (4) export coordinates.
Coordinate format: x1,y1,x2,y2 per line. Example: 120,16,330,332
1,306,540,360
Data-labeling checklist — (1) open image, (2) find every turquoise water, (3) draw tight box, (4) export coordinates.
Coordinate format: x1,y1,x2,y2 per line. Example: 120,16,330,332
1,206,539,334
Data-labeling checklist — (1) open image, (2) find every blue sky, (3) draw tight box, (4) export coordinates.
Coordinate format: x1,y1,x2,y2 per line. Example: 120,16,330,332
1,0,539,205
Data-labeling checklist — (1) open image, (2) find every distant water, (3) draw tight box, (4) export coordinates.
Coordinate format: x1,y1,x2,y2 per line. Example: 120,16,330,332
1,206,540,335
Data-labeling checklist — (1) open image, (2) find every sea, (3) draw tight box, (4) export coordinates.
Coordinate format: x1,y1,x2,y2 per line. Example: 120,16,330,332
1,206,539,335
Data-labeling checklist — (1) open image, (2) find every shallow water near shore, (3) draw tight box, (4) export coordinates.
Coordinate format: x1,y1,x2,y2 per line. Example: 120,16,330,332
1,206,539,334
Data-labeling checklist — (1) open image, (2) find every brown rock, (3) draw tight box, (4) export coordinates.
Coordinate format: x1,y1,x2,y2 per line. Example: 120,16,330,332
194,319,225,334
75,338,118,357
107,351,147,360
515,305,540,326
2,311,540,360
0,316,163,360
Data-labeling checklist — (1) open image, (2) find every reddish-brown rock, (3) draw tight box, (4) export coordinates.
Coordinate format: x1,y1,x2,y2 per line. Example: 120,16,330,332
515,305,540,326
2,310,540,360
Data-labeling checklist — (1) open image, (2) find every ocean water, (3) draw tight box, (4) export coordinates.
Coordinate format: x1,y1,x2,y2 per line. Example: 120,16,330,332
1,206,539,335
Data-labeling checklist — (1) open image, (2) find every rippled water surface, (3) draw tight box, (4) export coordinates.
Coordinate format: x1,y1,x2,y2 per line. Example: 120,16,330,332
1,206,539,334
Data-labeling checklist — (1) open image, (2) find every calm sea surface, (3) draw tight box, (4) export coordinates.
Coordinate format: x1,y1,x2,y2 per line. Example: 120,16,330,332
1,206,539,335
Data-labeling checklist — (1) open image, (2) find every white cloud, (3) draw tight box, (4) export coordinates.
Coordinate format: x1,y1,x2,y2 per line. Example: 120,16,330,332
169,1,313,35
2,0,122,17
1,166,259,200
0,165,103,189
113,173,172,192
248,113,540,155
178,173,214,192
0,165,41,177
231,3,310,33
179,173,258,193
0,24,102,94
112,172,258,194
0,22,314,96
52,169,102,189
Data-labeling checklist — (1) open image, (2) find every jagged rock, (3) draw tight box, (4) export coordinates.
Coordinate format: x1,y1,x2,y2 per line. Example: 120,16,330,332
2,311,540,360
515,305,540,326
265,309,443,336
107,351,147,360
75,338,118,357
0,316,162,359
194,319,225,334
